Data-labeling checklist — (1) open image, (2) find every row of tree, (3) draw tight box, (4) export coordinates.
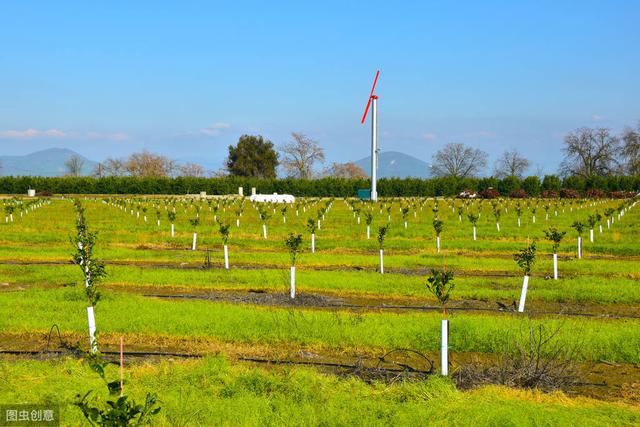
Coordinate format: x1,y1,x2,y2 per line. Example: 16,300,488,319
226,124,640,180
3,174,638,197
61,133,365,180
65,151,208,178
429,124,640,179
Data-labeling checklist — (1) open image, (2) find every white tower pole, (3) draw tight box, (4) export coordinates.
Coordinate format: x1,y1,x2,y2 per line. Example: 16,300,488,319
371,96,378,202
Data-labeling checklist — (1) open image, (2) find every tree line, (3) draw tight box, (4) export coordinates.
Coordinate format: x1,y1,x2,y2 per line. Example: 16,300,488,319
60,133,367,180
2,174,638,197
429,124,639,179
221,123,639,180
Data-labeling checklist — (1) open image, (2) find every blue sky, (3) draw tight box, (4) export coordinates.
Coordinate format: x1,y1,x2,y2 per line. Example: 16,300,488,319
1,1,638,174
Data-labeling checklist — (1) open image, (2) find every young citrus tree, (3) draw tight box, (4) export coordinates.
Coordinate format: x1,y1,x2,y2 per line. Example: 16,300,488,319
587,214,597,243
167,211,176,237
513,241,537,312
571,220,585,259
544,227,566,280
218,220,231,269
189,217,200,250
306,218,317,253
401,206,410,229
285,233,303,299
258,207,270,239
426,268,455,376
492,206,501,232
364,212,373,239
71,199,106,353
467,213,479,241
432,219,443,254
377,223,390,274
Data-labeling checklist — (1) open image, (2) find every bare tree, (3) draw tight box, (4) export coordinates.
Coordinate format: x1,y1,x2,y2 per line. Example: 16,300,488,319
125,151,175,177
326,162,368,178
494,149,530,179
92,163,106,178
430,143,488,178
103,158,127,176
64,155,85,177
209,166,228,178
280,132,325,179
178,162,206,177
621,123,640,175
560,127,620,177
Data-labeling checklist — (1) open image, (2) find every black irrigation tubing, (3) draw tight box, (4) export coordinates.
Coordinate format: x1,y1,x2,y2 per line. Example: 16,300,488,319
0,350,626,389
0,350,429,376
143,294,640,320
237,356,434,375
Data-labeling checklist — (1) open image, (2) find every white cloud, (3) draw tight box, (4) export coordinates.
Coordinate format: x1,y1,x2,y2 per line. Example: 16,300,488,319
0,128,67,139
421,132,437,141
591,114,604,122
200,122,231,136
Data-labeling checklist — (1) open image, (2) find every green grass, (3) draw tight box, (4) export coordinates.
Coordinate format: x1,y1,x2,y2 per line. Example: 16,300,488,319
2,263,640,305
2,288,639,363
1,196,639,425
1,356,637,426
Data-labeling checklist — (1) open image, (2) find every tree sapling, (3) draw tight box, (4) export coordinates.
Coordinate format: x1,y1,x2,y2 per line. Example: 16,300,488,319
544,227,566,280
167,211,176,237
189,217,200,250
433,219,443,253
285,233,303,299
467,213,479,241
425,268,455,375
513,241,537,313
377,223,390,274
218,220,231,269
306,218,317,253
571,220,585,259
364,212,373,239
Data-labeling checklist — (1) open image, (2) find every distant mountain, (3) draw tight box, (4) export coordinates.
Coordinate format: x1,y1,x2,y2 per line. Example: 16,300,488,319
0,148,98,177
354,151,430,178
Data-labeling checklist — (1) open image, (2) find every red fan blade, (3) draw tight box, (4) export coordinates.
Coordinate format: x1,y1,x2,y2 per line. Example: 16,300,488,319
361,70,380,124
361,97,372,124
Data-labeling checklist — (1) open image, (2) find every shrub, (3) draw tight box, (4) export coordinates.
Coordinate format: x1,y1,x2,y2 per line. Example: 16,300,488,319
522,176,541,197
559,188,580,199
479,188,501,199
610,191,637,199
509,189,528,198
498,176,521,196
584,189,605,199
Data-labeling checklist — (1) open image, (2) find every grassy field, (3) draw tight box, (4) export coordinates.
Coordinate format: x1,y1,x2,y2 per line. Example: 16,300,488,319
0,195,639,425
